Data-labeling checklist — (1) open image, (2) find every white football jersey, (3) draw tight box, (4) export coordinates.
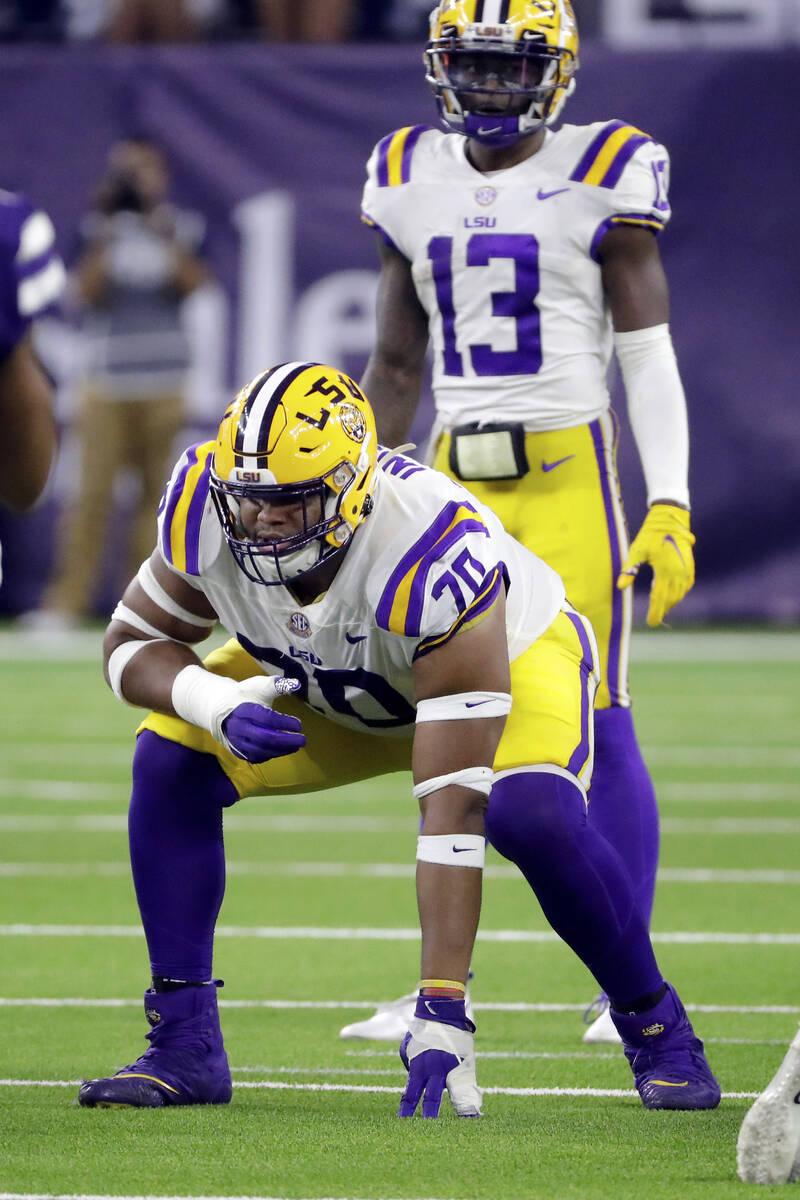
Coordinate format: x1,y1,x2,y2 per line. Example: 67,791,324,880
361,120,672,432
157,443,565,737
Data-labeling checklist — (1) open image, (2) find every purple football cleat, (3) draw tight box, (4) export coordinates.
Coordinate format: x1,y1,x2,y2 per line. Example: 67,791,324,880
78,983,232,1108
611,982,721,1110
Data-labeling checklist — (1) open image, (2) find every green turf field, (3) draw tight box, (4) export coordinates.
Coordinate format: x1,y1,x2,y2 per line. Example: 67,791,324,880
1,628,799,1200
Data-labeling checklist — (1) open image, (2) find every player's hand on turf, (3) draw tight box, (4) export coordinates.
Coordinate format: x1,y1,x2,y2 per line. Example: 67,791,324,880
616,503,695,627
398,1016,482,1118
216,675,305,763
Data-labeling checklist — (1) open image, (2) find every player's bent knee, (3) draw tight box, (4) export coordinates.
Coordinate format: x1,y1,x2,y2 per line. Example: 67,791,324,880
486,767,587,863
133,730,240,810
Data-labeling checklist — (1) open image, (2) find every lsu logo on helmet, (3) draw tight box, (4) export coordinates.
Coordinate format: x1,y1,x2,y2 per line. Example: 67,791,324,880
425,0,579,147
210,362,378,587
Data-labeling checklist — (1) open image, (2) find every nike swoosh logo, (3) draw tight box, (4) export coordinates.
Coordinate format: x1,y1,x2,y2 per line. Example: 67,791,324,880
651,1079,689,1087
452,846,475,853
345,632,367,644
541,455,575,473
662,534,685,565
465,699,492,708
537,187,570,200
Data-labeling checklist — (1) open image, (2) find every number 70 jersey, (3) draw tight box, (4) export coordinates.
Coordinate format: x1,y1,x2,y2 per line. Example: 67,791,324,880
361,120,671,432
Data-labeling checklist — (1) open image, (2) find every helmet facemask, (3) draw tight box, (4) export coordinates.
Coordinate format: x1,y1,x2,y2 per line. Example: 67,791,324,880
210,457,368,588
427,39,572,146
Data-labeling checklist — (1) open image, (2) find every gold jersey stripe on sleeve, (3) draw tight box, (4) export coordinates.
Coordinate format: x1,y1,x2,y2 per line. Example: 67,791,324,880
570,121,654,190
162,441,215,575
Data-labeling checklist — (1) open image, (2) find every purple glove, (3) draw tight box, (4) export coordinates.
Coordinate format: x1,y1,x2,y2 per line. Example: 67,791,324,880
222,703,305,763
398,997,481,1118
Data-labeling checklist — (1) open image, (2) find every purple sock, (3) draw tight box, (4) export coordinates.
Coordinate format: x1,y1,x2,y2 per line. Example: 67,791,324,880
129,731,237,981
485,770,663,1003
589,707,659,928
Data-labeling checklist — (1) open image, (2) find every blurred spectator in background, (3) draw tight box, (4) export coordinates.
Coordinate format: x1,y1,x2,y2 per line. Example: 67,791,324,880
105,0,198,41
250,0,356,41
23,139,209,629
0,191,65,583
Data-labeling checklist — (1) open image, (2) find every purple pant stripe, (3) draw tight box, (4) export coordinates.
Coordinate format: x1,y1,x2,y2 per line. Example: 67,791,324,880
588,418,624,705
564,608,595,777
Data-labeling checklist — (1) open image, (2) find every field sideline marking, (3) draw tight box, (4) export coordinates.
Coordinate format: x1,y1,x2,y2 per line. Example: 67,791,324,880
2,861,800,884
2,924,799,945
0,1078,759,1099
0,997,798,1014
3,815,800,835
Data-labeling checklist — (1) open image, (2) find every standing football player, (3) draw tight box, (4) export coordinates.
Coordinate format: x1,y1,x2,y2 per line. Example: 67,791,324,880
349,0,694,1044
78,362,719,1116
0,189,64,577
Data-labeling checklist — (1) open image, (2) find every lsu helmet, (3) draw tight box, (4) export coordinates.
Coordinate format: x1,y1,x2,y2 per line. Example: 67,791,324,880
425,0,579,147
209,362,378,587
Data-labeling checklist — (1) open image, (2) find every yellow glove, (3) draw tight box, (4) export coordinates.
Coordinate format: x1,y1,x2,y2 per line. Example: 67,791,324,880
617,503,695,628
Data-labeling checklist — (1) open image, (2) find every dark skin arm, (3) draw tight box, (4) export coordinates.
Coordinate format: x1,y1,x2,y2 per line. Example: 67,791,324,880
411,593,510,984
0,337,57,510
598,223,670,332
361,237,429,446
102,549,218,711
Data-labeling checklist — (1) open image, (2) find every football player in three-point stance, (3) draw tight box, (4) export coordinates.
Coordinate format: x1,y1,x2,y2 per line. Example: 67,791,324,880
351,0,695,1044
79,361,719,1116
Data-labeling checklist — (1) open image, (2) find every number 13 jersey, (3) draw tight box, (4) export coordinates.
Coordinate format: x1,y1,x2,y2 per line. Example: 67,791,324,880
361,120,671,432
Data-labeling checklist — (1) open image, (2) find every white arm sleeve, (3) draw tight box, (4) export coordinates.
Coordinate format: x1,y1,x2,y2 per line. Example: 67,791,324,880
614,324,690,509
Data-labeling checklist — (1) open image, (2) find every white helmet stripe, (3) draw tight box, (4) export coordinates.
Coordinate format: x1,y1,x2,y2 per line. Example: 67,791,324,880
241,361,308,455
481,0,504,23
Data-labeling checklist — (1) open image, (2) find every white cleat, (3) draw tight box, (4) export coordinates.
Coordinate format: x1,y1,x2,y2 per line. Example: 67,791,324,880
339,985,475,1042
582,997,623,1045
737,1035,800,1184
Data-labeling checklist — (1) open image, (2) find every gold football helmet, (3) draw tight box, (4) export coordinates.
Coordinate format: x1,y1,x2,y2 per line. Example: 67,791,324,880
210,362,378,586
425,0,579,146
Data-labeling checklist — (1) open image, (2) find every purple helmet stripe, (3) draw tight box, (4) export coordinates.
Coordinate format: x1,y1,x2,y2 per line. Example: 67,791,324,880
597,134,653,189
160,445,199,566
588,418,624,706
564,608,596,777
569,120,627,182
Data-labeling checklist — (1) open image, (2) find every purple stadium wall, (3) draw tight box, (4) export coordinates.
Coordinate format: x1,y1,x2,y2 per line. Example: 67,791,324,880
0,42,797,621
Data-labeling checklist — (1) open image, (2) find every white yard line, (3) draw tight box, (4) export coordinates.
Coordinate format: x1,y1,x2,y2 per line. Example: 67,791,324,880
4,861,800,884
0,996,797,1014
3,814,800,835
3,628,799,662
1,924,799,944
0,1194,459,1200
0,1077,759,1099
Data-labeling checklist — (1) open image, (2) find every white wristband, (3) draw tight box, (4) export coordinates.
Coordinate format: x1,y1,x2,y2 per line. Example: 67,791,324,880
170,664,300,751
417,834,485,869
614,324,690,508
171,664,246,737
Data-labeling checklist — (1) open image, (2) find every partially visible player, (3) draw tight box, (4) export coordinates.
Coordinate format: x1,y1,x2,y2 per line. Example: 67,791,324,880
351,0,694,1044
737,1028,800,1184
0,189,65,578
77,361,719,1117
